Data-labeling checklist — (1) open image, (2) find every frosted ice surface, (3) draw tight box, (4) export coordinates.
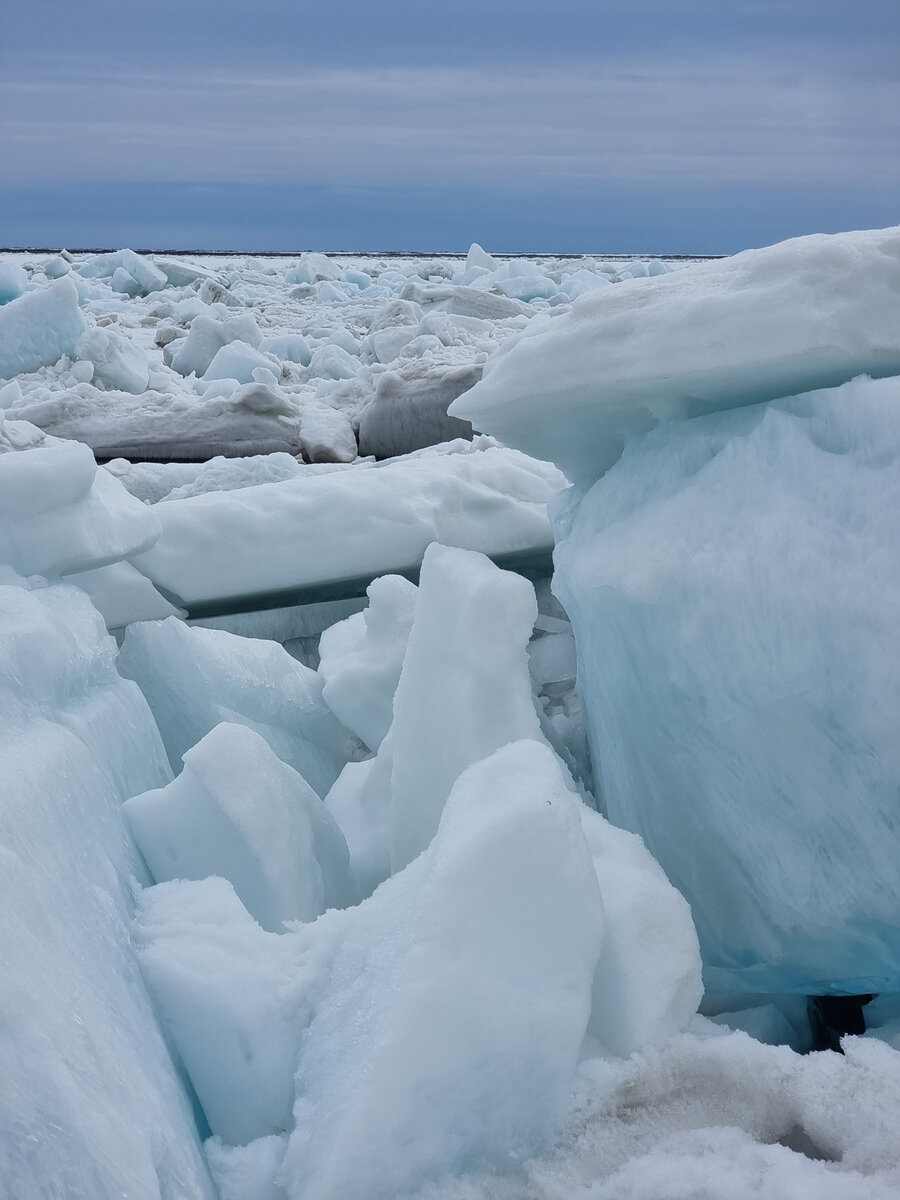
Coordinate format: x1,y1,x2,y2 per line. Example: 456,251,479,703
125,722,355,930
204,339,280,385
281,740,604,1200
0,435,161,578
0,277,86,379
580,807,703,1056
318,572,418,751
119,618,355,796
132,444,564,607
450,226,900,482
135,876,331,1147
389,543,545,872
555,374,900,993
0,261,28,304
357,360,478,458
75,325,150,393
0,579,215,1198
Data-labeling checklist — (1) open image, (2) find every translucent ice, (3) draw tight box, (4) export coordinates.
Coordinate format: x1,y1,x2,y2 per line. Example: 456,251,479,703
125,722,355,930
118,617,355,797
0,578,214,1198
0,277,86,379
555,374,900,994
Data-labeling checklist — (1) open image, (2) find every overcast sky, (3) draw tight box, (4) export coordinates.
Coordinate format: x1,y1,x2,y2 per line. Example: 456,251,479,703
2,0,898,252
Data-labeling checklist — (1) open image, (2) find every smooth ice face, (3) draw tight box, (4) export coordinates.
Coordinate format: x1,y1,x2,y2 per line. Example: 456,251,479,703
0,277,86,379
131,443,564,608
135,877,335,1148
281,740,604,1200
0,579,214,1199
450,226,900,483
580,808,702,1057
75,325,150,394
0,434,161,578
318,573,418,751
389,543,544,872
118,618,355,797
555,374,900,994
125,722,355,930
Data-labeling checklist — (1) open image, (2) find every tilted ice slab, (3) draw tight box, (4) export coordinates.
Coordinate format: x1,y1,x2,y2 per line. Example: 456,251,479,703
0,425,161,579
118,617,356,797
555,374,900,994
450,226,900,482
125,722,355,931
323,544,547,892
0,578,215,1199
137,740,603,1191
0,277,86,380
132,443,565,608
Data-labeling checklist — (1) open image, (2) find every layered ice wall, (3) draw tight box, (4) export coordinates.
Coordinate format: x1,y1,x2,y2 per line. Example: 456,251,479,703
453,227,900,995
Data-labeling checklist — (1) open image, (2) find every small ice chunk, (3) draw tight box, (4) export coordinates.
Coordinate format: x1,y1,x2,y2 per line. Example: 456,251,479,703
319,573,418,751
111,266,140,296
259,333,311,366
298,402,357,464
307,344,360,381
465,242,498,272
75,326,150,394
125,722,355,930
205,340,279,386
0,261,29,304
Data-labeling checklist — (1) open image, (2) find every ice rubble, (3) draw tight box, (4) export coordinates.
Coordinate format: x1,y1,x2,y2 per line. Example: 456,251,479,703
0,276,86,378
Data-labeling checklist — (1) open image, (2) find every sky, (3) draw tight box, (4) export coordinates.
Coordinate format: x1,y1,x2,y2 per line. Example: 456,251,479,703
2,0,898,253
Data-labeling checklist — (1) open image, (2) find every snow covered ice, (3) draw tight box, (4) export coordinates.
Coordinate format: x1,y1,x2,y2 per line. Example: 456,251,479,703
5,230,900,1199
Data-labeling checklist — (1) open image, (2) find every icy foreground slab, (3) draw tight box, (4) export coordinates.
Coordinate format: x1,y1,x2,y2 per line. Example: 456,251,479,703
0,579,214,1198
126,722,355,930
450,226,900,482
555,375,900,993
131,443,564,607
285,740,604,1200
118,618,355,796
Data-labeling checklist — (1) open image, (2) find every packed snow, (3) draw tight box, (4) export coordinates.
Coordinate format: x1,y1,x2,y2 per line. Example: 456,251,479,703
3,229,900,1200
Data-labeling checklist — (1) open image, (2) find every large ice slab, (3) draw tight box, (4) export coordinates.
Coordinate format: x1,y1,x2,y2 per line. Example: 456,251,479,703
0,578,215,1198
450,226,900,482
283,739,604,1200
118,617,355,797
555,374,900,994
125,722,355,930
0,277,86,379
131,442,564,608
